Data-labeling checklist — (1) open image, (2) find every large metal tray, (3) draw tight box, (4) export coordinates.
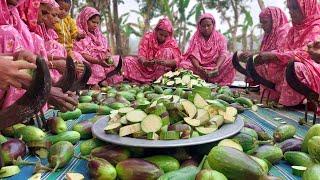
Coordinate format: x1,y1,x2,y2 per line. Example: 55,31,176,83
92,116,244,148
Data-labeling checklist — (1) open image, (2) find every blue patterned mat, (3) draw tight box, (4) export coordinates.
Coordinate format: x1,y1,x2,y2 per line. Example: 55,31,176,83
6,107,314,180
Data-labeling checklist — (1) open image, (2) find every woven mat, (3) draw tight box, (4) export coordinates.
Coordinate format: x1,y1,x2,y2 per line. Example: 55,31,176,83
6,107,315,180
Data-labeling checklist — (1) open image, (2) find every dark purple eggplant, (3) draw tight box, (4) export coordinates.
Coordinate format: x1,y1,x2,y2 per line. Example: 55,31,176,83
180,158,199,168
72,120,93,139
91,145,130,166
276,138,302,153
244,122,272,140
46,117,67,134
116,158,164,180
0,139,27,165
88,158,117,180
230,103,246,113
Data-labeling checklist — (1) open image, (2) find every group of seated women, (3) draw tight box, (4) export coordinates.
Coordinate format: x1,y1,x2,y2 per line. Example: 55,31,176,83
1,0,320,114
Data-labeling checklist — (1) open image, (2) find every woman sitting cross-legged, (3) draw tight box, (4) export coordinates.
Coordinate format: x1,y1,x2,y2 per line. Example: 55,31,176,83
73,7,122,88
122,17,181,84
179,13,235,86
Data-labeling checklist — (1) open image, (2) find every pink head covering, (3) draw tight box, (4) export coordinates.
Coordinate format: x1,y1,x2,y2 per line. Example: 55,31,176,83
288,0,319,18
18,0,41,32
137,17,180,60
0,0,26,25
41,0,59,8
287,0,320,28
155,17,173,35
286,0,320,49
76,6,105,46
259,7,290,51
183,13,229,66
0,0,10,25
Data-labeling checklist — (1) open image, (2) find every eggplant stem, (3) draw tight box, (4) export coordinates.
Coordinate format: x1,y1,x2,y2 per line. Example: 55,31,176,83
73,155,90,161
14,160,36,166
13,157,37,166
52,160,60,172
258,140,273,145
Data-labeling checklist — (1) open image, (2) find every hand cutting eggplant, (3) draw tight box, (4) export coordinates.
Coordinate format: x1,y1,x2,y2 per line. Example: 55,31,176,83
0,57,51,130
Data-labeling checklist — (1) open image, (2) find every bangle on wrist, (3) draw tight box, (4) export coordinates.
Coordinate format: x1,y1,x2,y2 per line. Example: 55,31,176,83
49,61,54,68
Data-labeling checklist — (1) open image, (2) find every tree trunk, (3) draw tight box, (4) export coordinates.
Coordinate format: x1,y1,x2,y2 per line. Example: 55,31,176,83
241,27,248,51
230,0,239,52
70,0,75,17
143,0,153,33
258,0,265,10
181,22,187,52
112,0,123,55
106,1,115,54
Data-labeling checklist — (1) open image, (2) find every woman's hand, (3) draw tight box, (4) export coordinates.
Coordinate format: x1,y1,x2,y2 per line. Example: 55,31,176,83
51,60,66,74
207,67,219,78
255,52,277,65
76,33,86,41
156,59,166,66
307,40,320,63
142,59,155,67
48,87,78,112
0,56,37,90
238,51,252,62
196,66,208,80
14,50,37,64
100,60,113,68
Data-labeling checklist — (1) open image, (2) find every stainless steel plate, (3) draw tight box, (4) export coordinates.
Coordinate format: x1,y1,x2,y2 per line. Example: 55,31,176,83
92,116,244,148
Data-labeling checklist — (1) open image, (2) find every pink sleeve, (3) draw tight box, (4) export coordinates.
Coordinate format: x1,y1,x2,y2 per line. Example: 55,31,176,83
73,37,91,55
218,34,229,58
101,35,110,51
138,34,150,58
275,25,320,64
172,47,182,64
31,33,48,61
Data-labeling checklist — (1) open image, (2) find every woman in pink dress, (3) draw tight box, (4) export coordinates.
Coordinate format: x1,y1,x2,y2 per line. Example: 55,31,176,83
239,7,290,101
73,7,122,87
35,1,68,83
0,0,37,109
122,17,181,84
179,13,235,86
255,0,320,107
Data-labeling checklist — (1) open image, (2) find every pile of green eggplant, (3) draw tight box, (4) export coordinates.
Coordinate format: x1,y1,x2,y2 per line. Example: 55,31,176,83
154,69,212,89
2,122,316,180
87,84,253,140
2,82,320,180
65,84,255,141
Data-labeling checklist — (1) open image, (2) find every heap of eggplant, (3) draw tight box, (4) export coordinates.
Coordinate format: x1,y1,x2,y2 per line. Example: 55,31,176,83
154,69,213,89
0,81,320,179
